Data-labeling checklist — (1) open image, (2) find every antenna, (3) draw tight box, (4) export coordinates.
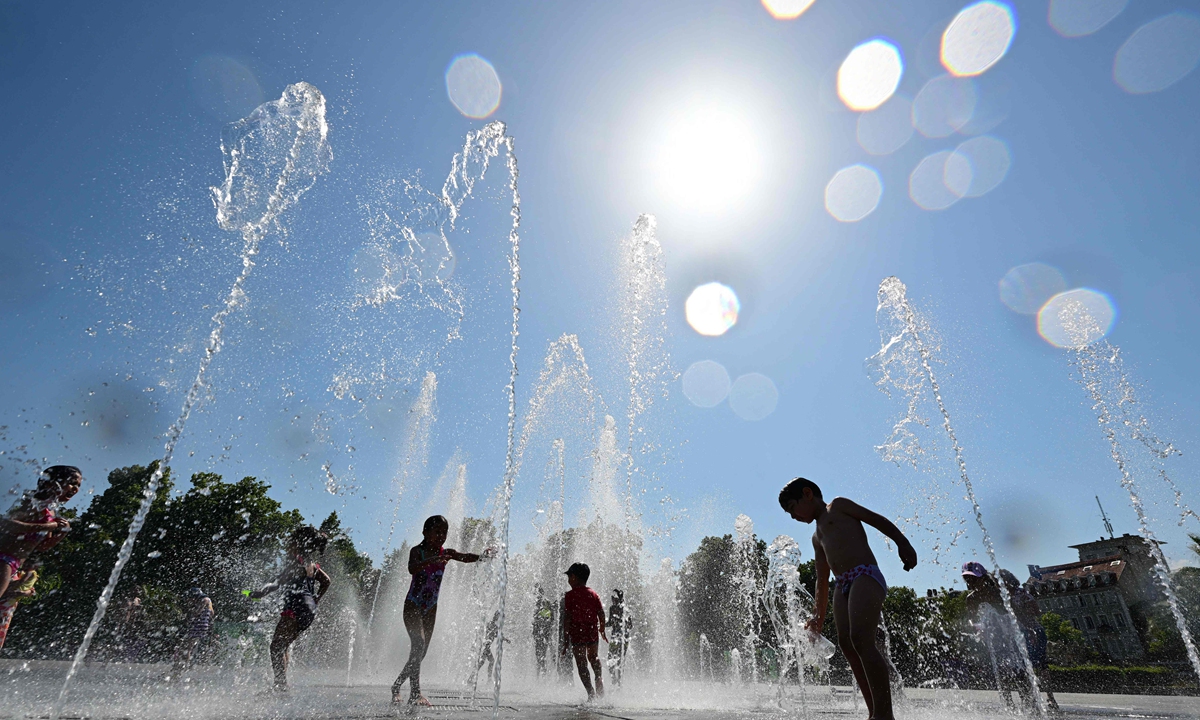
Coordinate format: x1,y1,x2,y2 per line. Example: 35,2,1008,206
1096,496,1115,539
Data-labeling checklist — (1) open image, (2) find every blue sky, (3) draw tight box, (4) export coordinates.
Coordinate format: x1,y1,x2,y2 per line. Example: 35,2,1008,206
1,0,1198,592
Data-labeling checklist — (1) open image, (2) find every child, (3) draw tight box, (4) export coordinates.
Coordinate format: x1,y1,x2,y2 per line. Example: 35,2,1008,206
392,515,493,706
169,587,214,680
607,588,629,687
532,586,554,677
249,525,331,690
476,610,508,681
779,477,916,720
0,466,81,598
560,562,607,701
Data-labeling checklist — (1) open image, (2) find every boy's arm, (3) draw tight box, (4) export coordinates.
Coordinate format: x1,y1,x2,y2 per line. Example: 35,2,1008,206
838,498,918,570
806,535,830,635
598,600,607,642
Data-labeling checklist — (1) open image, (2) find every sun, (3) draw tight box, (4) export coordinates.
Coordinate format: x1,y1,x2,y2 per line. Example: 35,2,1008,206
652,103,763,215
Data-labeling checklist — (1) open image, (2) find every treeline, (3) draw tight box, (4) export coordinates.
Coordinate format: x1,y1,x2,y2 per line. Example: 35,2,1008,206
2,462,392,661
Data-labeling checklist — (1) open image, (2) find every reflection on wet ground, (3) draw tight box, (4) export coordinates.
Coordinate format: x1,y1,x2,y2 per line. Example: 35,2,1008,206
2,660,1197,720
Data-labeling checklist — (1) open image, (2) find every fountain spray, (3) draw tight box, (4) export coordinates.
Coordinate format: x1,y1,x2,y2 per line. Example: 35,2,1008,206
51,82,330,719
870,277,1047,715
1056,299,1200,681
365,370,437,669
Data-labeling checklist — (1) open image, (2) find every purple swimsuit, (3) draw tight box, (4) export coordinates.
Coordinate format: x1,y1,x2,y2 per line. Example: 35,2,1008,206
835,564,887,596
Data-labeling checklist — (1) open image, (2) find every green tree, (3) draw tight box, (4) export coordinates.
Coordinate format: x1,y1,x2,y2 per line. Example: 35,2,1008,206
3,463,305,660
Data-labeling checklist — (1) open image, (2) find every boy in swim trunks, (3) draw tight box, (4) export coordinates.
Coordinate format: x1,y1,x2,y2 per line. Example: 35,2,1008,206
560,562,607,701
779,477,917,720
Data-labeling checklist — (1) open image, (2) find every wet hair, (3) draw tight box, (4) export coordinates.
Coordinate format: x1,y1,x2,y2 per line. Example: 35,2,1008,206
778,477,822,509
565,562,590,583
289,525,328,555
423,515,449,534
35,465,82,498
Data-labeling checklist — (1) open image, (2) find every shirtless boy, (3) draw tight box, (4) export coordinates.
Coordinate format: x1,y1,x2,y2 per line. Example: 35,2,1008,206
779,477,917,720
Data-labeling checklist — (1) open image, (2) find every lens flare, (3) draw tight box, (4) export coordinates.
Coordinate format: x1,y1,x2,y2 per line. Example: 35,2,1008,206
838,39,904,111
1049,0,1128,38
946,135,1011,198
857,96,914,155
912,75,977,138
999,262,1067,315
1114,12,1200,94
682,360,732,408
685,282,740,337
942,1,1017,77
1038,288,1117,348
445,53,502,119
761,0,816,20
825,164,883,222
729,373,779,421
909,151,961,211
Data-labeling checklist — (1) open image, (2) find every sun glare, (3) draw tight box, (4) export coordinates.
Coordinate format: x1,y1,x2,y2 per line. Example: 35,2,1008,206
762,0,816,21
654,105,763,213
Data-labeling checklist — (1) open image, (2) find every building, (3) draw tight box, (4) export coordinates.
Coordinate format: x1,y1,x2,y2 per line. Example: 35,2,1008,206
1025,533,1166,661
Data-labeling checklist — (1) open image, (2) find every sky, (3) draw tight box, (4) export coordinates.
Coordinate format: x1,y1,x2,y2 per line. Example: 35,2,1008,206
1,0,1199,593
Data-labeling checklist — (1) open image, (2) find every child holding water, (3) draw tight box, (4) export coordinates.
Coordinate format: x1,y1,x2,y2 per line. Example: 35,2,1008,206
779,477,917,720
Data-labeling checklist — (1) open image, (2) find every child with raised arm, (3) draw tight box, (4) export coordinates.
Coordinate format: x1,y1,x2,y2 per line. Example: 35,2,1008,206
0,466,81,599
392,515,494,706
249,525,331,691
779,477,917,720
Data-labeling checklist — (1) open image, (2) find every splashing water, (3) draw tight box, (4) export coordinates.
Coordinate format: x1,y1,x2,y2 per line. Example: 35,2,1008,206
733,514,763,684
867,276,1046,714
365,370,437,662
345,609,358,687
763,534,819,712
1055,298,1200,682
52,82,331,719
411,121,526,720
619,214,675,538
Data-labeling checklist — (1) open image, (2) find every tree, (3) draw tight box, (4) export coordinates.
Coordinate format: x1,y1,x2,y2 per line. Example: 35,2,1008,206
3,463,305,660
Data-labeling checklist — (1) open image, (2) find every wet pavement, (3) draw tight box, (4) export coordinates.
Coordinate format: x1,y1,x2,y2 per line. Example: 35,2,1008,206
0,660,1196,720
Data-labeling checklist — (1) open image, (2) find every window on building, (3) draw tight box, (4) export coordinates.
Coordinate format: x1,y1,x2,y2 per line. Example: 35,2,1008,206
1115,613,1126,628
1070,618,1079,629
1085,616,1095,630
1099,614,1110,627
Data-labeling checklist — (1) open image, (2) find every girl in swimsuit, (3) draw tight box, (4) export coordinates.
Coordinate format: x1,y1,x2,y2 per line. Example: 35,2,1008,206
392,515,494,705
250,525,330,690
0,466,81,600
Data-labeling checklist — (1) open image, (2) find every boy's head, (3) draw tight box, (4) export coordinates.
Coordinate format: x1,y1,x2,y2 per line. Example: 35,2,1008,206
778,477,823,523
36,465,83,502
565,562,590,588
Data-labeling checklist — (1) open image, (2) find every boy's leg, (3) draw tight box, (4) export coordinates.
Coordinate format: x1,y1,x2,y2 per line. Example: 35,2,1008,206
832,586,874,717
587,643,603,696
846,577,891,720
571,644,596,698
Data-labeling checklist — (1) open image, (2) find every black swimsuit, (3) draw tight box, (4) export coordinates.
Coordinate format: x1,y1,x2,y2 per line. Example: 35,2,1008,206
279,563,320,632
